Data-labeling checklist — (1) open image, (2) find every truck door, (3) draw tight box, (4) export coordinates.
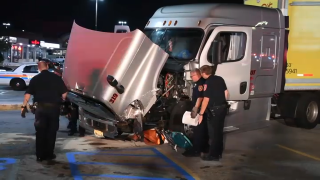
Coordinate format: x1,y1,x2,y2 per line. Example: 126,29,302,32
200,26,252,100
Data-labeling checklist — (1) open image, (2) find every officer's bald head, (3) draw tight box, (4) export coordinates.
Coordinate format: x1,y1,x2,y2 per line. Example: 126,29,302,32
190,68,201,82
37,61,49,71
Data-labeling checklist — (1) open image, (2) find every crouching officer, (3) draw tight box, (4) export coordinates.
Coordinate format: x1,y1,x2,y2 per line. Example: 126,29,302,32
182,68,209,157
21,60,68,162
198,65,229,161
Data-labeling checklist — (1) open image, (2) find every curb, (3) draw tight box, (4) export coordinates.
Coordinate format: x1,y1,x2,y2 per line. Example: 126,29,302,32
0,104,22,111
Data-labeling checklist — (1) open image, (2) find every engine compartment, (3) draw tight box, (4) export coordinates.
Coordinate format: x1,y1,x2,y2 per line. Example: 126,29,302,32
143,68,193,134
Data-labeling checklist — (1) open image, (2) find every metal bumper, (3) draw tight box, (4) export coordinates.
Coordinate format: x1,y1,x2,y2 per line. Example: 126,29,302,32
78,107,120,138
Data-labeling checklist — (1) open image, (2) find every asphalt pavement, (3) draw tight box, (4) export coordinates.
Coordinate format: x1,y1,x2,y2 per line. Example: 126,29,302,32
0,86,24,110
1,86,320,179
0,110,320,179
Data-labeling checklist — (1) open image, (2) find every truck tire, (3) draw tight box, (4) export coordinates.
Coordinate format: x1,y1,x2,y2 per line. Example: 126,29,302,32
168,100,193,133
10,78,26,91
295,94,320,129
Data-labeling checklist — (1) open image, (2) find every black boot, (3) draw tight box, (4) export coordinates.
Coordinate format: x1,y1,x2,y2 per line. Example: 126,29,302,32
201,155,220,161
182,149,200,157
46,154,56,160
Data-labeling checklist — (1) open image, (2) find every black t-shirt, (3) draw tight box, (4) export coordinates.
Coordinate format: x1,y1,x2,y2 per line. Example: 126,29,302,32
192,77,205,106
203,75,227,107
25,70,68,104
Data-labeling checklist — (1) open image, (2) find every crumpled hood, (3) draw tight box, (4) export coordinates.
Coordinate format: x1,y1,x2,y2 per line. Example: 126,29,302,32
62,22,168,117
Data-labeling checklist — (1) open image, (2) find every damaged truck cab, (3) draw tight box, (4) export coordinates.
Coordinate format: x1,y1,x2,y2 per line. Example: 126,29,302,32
144,4,285,133
63,4,285,139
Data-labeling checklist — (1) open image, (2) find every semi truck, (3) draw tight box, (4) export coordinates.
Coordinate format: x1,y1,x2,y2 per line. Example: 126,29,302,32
62,2,319,140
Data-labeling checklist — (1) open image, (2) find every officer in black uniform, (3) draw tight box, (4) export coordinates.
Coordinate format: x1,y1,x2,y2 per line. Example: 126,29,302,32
67,103,85,137
182,68,209,157
198,65,229,161
21,60,68,162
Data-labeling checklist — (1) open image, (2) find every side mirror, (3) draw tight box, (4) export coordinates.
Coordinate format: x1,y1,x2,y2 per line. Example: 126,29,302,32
210,40,223,64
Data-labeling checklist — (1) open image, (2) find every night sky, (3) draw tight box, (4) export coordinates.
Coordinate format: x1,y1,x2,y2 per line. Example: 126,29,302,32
0,0,242,39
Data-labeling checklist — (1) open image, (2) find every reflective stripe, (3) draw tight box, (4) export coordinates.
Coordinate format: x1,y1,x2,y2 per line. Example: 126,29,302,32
0,74,29,80
286,78,320,83
285,86,320,90
297,74,313,77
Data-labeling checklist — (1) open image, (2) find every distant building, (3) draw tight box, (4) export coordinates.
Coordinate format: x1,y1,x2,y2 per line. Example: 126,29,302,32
0,30,63,63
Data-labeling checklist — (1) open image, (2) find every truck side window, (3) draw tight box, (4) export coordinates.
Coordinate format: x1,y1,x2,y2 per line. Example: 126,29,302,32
207,32,247,63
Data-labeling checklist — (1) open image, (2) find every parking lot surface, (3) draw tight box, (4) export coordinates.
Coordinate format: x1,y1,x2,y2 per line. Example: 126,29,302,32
0,86,24,108
0,109,320,180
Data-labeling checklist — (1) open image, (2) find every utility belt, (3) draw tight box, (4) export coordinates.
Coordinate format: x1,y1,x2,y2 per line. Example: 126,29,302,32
206,102,229,117
37,102,60,107
30,102,61,114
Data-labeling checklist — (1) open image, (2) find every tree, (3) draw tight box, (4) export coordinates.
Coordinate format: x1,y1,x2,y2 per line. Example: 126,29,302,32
0,38,11,63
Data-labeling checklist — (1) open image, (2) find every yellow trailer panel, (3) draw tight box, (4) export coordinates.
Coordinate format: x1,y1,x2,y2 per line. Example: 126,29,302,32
286,0,320,88
246,0,320,90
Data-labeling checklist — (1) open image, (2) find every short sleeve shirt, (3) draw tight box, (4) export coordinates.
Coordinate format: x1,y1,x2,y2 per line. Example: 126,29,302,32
203,75,227,107
192,77,206,106
25,70,68,104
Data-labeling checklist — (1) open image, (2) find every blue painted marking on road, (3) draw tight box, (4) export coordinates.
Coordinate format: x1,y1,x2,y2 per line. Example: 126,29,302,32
75,161,171,167
83,174,173,180
151,148,195,180
69,152,157,157
66,147,195,180
0,158,16,171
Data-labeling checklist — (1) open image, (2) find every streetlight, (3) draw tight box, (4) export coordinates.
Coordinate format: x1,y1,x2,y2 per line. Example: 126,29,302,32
118,21,127,26
2,23,10,29
92,0,104,30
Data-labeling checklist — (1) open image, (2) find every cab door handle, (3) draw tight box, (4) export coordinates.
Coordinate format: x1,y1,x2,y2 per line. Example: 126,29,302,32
240,82,247,94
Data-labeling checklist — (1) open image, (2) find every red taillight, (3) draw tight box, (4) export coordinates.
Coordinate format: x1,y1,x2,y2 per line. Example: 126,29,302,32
250,83,254,91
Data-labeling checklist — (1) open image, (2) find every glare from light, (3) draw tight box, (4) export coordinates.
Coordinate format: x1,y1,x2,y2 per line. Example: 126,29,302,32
119,21,127,25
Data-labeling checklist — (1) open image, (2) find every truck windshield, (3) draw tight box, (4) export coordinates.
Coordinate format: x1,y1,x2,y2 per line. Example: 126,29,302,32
144,28,204,61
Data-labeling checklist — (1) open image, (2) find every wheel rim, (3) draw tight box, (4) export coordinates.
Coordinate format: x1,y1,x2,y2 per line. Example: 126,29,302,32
306,101,318,123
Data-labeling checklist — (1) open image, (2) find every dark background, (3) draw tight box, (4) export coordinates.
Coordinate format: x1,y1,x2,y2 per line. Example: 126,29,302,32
0,0,242,38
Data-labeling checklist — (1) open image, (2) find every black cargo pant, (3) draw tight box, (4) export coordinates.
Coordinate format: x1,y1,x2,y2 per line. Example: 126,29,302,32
68,106,85,136
68,106,78,133
193,113,209,153
206,105,227,157
34,104,60,159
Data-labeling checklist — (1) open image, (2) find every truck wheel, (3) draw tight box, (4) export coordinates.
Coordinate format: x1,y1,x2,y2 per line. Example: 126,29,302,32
168,100,193,133
10,78,26,91
295,94,320,129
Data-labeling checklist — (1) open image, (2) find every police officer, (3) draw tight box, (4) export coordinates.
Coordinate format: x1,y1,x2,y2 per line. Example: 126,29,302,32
182,68,209,157
67,103,85,137
198,65,229,161
21,60,68,162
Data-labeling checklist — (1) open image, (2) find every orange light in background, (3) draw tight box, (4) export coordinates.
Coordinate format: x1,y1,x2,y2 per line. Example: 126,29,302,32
168,21,172,26
18,46,22,51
